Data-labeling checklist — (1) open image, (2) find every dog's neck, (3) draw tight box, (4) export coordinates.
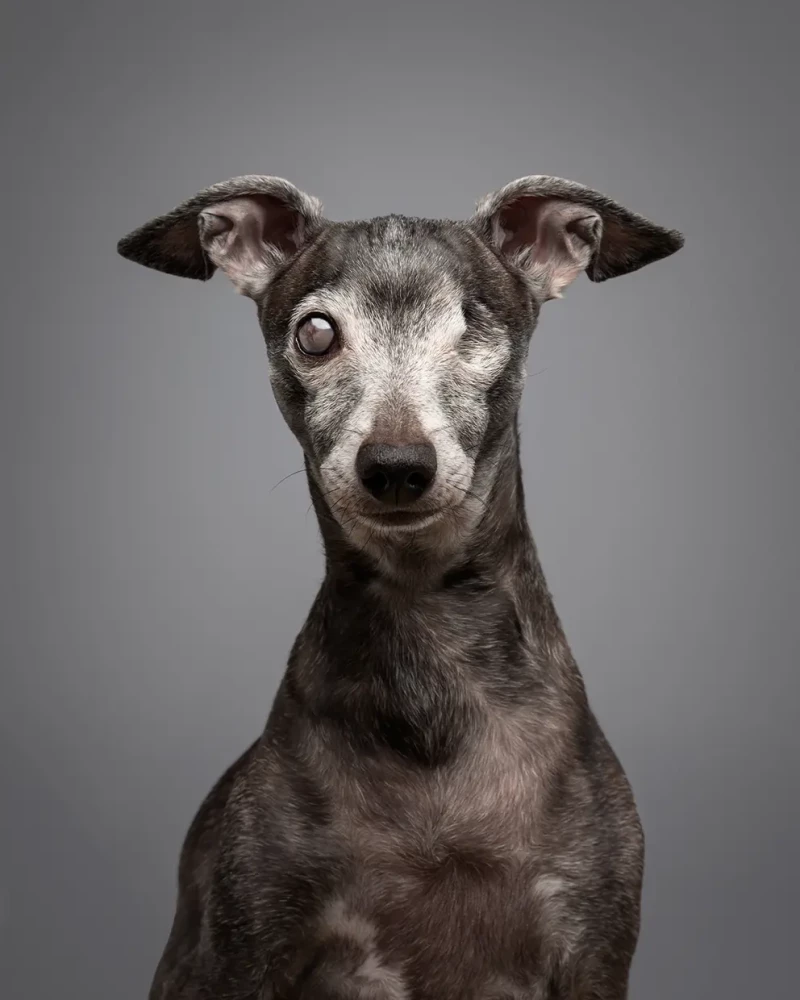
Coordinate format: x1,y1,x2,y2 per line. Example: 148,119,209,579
285,421,578,765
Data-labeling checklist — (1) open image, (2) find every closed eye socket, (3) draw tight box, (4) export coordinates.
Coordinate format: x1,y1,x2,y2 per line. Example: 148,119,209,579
459,299,504,340
295,313,338,356
456,301,512,381
461,299,490,327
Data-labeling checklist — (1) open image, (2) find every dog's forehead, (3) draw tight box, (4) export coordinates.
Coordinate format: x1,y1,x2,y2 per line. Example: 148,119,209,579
337,217,468,315
352,223,461,311
338,214,465,278
276,216,476,327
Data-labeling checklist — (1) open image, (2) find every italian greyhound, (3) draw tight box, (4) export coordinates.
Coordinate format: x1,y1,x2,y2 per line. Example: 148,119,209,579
117,174,683,1000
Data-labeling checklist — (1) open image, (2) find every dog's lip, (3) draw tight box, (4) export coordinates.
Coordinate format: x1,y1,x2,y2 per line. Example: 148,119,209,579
360,508,444,528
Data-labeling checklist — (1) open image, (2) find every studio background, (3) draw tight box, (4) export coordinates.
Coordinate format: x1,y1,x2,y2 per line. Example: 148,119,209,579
2,2,797,998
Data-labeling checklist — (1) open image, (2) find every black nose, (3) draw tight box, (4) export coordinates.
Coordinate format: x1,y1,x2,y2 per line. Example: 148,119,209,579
356,442,437,505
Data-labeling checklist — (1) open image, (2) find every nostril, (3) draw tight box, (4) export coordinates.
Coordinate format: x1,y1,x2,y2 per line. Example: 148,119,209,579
362,469,390,496
405,470,430,493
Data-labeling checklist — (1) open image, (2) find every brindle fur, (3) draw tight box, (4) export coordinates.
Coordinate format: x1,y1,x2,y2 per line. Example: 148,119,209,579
117,174,683,1000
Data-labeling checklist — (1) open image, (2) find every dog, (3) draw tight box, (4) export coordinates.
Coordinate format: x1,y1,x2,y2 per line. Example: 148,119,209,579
117,173,683,1000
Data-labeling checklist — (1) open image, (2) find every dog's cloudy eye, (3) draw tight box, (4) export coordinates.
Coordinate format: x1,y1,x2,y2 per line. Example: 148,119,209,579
296,314,337,356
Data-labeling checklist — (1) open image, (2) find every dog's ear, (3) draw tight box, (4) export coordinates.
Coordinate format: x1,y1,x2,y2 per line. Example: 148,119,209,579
470,176,683,301
117,175,324,297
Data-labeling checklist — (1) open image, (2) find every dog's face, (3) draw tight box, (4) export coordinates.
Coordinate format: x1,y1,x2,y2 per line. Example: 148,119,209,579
258,216,535,542
118,175,682,547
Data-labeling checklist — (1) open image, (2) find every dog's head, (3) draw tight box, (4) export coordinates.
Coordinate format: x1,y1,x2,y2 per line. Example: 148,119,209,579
118,175,682,551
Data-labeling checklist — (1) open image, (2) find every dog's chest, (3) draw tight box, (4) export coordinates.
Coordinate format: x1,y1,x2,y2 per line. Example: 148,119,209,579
332,711,542,865
313,728,578,998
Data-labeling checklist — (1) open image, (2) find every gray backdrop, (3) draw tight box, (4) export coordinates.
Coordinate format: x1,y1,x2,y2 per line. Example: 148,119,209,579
2,1,797,997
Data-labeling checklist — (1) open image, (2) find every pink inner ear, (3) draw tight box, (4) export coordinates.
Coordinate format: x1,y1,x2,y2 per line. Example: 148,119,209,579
199,195,306,296
253,194,307,254
204,195,303,256
497,196,601,298
496,196,544,255
199,212,233,239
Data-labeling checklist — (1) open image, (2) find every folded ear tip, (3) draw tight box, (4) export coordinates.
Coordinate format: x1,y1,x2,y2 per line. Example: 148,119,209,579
115,219,215,280
116,230,140,261
669,228,686,252
650,225,685,265
116,223,158,265
588,224,684,283
647,225,685,263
